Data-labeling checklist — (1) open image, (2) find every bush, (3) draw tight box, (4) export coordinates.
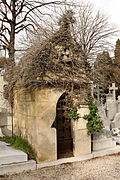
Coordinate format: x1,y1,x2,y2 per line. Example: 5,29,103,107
83,96,104,135
67,107,80,120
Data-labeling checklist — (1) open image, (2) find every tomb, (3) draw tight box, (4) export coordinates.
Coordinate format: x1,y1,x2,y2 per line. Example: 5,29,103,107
12,11,91,162
94,83,120,146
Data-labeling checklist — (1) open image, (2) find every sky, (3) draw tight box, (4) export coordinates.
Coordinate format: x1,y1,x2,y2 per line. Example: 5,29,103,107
1,0,120,58
89,0,120,31
87,0,120,55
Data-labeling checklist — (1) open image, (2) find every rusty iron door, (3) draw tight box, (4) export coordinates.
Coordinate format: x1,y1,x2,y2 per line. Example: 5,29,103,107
56,93,73,159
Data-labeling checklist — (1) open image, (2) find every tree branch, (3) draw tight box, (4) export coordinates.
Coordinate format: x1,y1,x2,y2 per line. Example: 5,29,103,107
15,24,35,34
0,33,9,43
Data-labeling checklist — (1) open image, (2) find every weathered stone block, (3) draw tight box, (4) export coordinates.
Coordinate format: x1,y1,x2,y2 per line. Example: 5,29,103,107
0,160,36,175
74,129,91,156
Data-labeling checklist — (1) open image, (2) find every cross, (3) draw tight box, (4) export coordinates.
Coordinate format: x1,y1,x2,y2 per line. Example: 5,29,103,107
109,83,118,100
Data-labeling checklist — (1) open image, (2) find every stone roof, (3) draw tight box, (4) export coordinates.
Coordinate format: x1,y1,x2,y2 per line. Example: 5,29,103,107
14,11,90,90
5,11,91,103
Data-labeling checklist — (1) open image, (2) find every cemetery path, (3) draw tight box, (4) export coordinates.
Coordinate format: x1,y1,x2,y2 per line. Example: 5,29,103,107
1,154,120,180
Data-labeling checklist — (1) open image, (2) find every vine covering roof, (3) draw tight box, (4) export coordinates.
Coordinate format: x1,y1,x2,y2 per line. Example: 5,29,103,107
4,10,91,102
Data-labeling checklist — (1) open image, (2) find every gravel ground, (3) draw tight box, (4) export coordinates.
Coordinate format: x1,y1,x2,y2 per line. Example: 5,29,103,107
1,154,120,180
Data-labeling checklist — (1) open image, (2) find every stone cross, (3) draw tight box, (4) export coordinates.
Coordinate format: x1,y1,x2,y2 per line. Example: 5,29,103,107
109,83,118,101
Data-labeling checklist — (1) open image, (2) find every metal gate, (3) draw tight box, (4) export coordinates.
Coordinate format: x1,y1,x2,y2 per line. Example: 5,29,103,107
56,93,73,159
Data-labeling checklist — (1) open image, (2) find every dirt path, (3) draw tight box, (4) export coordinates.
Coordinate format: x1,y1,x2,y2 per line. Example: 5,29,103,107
1,154,120,180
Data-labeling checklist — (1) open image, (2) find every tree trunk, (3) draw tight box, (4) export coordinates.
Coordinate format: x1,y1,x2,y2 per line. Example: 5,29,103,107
8,38,15,62
8,0,16,63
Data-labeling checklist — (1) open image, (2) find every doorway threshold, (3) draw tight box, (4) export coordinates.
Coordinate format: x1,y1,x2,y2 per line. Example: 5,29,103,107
37,146,120,169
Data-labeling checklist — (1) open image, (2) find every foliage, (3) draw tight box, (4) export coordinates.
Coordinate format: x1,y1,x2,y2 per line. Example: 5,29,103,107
94,39,120,86
0,57,10,69
67,107,80,120
114,39,120,75
114,39,120,62
112,39,120,85
94,51,115,84
83,96,104,135
0,135,36,160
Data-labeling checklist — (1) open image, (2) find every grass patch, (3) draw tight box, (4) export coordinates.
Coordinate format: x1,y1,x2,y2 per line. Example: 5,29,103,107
0,135,36,160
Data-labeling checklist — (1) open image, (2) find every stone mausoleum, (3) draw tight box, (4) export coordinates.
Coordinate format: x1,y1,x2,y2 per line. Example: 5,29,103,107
4,11,92,162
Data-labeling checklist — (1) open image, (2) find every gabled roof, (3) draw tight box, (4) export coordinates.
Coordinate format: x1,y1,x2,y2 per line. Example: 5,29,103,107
6,11,91,100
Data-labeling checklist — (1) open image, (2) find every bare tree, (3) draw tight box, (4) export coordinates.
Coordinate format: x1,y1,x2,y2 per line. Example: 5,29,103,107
0,0,63,61
71,2,119,62
30,1,119,63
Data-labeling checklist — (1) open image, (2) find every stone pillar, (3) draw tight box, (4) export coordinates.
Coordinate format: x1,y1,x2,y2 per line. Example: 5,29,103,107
73,105,91,157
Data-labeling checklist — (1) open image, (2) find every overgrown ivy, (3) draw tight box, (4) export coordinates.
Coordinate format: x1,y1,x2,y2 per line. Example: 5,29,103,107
83,96,104,135
67,107,80,120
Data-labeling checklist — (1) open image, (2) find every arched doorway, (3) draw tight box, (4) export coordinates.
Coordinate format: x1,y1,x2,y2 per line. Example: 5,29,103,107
56,92,73,159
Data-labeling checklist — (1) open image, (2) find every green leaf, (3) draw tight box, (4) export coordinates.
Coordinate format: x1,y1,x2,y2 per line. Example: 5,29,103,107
83,96,104,135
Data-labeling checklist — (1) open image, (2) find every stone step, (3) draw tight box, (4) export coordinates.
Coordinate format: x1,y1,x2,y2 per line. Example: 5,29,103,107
92,146,120,158
0,141,27,165
0,160,36,175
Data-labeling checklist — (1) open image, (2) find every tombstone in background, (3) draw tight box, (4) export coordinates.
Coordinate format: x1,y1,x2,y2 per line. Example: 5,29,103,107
103,84,120,144
92,129,116,151
92,83,119,151
106,95,117,122
105,84,120,130
97,83,118,129
111,96,120,144
117,96,120,112
98,104,110,128
111,96,120,143
93,100,117,151
111,96,120,129
105,83,118,122
0,72,12,136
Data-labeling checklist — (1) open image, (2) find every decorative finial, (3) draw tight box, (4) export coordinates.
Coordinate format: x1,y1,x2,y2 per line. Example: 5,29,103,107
58,10,75,27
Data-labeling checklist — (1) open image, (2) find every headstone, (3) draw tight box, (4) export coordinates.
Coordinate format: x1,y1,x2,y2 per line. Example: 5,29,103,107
111,112,120,129
92,129,116,151
96,83,120,146
98,104,109,128
109,83,118,101
106,94,117,121
118,96,120,112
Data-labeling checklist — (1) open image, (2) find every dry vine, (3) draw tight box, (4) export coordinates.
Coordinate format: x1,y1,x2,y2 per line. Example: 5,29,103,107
3,10,91,105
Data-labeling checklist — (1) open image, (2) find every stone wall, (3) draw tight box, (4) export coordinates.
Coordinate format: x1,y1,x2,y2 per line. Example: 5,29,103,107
73,105,91,156
13,88,91,163
13,88,63,162
0,75,12,136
